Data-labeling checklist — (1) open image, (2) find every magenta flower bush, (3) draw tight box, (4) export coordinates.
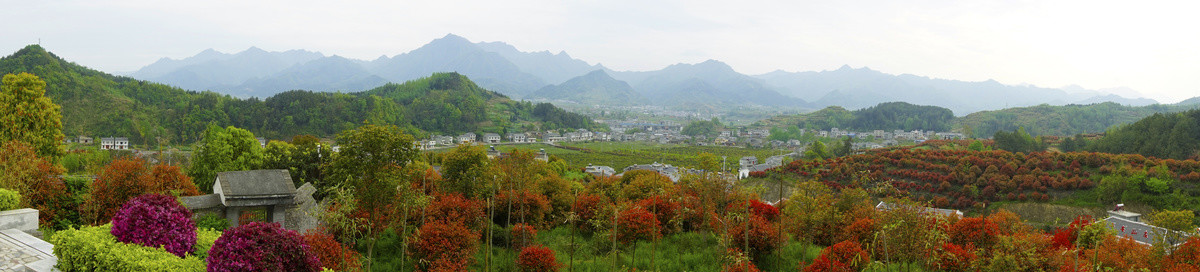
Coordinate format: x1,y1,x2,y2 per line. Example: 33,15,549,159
206,222,322,272
109,194,197,257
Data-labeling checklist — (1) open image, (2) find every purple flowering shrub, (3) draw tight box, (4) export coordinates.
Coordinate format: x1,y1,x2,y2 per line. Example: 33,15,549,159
109,194,197,257
206,222,322,272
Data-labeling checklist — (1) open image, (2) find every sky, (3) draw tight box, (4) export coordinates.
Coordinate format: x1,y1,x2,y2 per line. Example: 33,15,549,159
5,0,1198,103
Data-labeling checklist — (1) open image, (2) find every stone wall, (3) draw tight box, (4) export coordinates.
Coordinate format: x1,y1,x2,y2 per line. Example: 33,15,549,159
0,208,38,233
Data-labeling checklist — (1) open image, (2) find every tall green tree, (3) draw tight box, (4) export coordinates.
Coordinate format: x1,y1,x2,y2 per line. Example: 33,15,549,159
804,141,831,160
440,144,491,198
324,124,417,196
0,73,64,161
188,125,265,192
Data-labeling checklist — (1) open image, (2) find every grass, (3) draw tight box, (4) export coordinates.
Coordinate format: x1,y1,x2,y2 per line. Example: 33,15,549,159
470,227,825,271
991,202,1105,230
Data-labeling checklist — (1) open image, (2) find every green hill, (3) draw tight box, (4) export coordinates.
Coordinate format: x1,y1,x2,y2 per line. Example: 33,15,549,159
1088,109,1200,159
956,102,1200,137
0,45,599,146
752,102,952,132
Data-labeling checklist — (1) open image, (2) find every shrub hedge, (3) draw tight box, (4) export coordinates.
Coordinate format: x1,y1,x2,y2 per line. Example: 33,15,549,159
49,224,219,271
0,188,19,211
110,194,197,257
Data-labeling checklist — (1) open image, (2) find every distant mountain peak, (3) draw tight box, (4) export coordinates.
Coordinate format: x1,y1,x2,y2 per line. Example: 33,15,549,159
837,64,853,71
436,33,472,44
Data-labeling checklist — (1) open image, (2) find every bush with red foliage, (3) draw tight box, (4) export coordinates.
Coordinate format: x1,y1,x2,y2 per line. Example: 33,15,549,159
933,243,976,272
1170,236,1200,268
947,217,999,249
511,223,537,249
802,241,870,272
411,220,479,271
1051,215,1093,249
0,141,71,228
90,158,201,222
516,245,560,272
616,206,660,243
302,229,363,272
727,214,781,256
207,222,321,272
109,194,196,257
636,195,682,234
425,193,485,229
840,218,875,244
571,193,603,231
494,190,552,227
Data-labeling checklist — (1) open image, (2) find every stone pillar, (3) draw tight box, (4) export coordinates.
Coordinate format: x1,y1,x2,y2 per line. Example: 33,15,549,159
225,206,241,227
270,205,286,224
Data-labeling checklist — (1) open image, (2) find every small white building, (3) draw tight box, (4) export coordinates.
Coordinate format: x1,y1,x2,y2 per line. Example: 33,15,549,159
483,133,501,144
458,132,477,144
100,137,130,150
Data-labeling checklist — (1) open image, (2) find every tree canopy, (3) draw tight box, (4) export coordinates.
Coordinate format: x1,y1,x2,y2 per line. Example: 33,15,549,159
0,73,64,161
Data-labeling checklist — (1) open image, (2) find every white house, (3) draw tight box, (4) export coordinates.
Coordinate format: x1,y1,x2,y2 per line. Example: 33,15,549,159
100,137,130,150
483,133,501,144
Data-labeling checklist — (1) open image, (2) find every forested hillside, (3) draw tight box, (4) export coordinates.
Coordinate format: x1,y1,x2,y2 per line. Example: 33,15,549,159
0,45,598,145
753,102,953,132
957,102,1200,137
1089,109,1200,160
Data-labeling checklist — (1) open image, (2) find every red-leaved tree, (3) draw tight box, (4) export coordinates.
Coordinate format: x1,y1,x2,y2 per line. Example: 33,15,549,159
516,245,560,272
803,240,870,272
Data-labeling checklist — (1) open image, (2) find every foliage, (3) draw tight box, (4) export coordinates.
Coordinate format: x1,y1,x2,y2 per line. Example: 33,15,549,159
439,144,491,198
302,229,364,272
0,72,64,161
511,223,538,250
195,212,229,232
947,217,999,249
206,222,322,272
802,241,870,272
426,193,486,230
110,194,196,257
682,118,724,137
1089,109,1200,159
616,206,661,243
1147,209,1195,232
727,213,781,256
0,47,600,146
411,220,479,271
261,135,332,189
188,125,264,192
49,224,218,271
0,188,20,211
0,140,73,228
90,157,200,222
516,245,560,272
958,102,1200,137
992,127,1044,153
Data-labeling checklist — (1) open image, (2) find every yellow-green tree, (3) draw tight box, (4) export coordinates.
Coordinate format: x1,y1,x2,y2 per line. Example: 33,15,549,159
188,125,264,192
0,73,64,161
440,144,490,198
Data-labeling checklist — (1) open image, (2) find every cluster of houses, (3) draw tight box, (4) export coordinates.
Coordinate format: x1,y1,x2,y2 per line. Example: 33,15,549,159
64,136,131,150
737,154,792,179
420,129,628,149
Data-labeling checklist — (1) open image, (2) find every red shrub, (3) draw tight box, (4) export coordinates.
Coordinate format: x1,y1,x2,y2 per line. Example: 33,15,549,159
571,193,603,232
207,222,322,272
511,223,537,249
728,214,781,256
426,193,485,230
91,158,201,222
616,206,660,243
637,195,682,234
934,243,977,272
411,220,479,271
494,190,551,227
109,194,196,257
948,217,999,249
1170,237,1200,267
803,241,870,272
516,245,560,272
840,218,875,244
302,229,363,272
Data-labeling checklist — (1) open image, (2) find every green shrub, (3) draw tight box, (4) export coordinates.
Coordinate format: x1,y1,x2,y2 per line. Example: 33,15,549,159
196,212,229,231
0,188,20,211
49,224,220,271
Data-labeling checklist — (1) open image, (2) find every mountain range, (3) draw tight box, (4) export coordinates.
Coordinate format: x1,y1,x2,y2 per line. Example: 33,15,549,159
127,34,1163,115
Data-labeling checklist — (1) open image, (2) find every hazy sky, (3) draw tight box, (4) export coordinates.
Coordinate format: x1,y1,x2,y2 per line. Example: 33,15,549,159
6,0,1198,102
